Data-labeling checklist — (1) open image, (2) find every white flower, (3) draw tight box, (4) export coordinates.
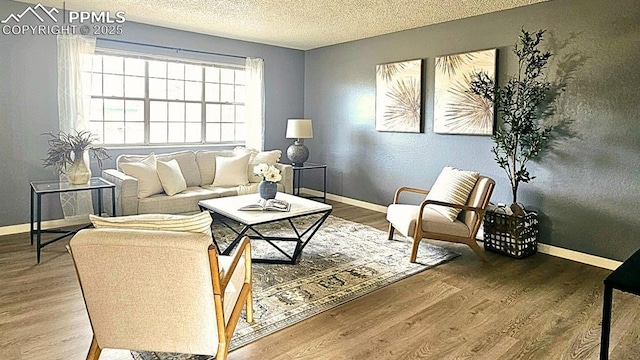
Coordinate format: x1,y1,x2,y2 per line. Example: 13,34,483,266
253,163,269,176
265,171,282,182
254,163,281,182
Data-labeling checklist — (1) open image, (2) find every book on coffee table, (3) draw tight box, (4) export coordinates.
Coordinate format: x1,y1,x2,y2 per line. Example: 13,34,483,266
238,198,291,212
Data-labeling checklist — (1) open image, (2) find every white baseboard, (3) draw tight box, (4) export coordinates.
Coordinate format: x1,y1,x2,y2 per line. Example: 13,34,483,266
0,218,89,237
301,188,621,270
537,243,621,270
1,190,621,271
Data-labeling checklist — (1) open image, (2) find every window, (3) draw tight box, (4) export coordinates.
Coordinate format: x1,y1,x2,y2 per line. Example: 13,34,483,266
85,51,246,146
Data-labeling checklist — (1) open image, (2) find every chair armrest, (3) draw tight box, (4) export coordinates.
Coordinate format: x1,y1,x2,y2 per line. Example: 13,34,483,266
101,169,139,216
274,163,294,194
218,237,251,292
392,186,430,204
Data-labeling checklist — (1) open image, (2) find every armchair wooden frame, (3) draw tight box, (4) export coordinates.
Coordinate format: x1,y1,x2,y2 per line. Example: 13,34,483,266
68,236,253,360
388,183,494,262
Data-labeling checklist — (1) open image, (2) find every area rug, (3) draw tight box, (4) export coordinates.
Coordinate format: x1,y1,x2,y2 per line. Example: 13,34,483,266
132,215,459,360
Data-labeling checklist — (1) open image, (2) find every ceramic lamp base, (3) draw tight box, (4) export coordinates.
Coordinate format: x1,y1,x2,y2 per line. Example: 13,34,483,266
287,140,309,166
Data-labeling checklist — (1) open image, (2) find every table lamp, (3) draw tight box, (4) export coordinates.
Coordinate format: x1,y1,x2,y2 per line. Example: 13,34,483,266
286,119,313,166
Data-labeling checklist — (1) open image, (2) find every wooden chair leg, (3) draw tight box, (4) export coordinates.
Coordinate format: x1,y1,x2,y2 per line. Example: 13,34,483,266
86,336,102,360
245,288,254,323
409,237,421,263
216,342,229,360
387,223,395,240
467,240,488,262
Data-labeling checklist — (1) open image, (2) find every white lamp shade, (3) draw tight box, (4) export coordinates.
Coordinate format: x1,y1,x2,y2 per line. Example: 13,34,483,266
286,119,313,139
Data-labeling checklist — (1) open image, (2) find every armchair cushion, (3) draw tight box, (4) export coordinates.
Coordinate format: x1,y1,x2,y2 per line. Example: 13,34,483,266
89,212,212,236
387,203,470,238
425,166,479,221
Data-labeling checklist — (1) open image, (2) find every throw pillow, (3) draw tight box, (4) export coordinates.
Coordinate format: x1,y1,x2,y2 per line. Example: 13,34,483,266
89,212,212,236
156,159,187,196
425,167,480,222
211,153,251,187
119,153,164,198
234,147,283,183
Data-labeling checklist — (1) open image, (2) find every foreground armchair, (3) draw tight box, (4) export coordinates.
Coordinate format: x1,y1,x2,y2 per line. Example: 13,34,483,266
67,229,253,360
387,168,495,262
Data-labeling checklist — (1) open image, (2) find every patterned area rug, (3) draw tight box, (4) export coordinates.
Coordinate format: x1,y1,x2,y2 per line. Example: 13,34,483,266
132,215,459,360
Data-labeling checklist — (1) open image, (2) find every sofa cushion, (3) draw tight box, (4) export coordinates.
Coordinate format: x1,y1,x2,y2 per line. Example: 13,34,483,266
195,150,235,186
137,186,224,215
234,147,283,183
119,153,164,199
157,159,187,196
118,151,201,187
89,212,212,235
425,167,479,222
212,153,251,187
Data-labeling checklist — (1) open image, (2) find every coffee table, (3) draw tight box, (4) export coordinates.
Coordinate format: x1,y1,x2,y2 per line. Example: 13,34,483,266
198,193,332,264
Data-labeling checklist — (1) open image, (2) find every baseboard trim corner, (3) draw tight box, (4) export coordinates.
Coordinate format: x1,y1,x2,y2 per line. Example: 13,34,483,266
300,188,387,213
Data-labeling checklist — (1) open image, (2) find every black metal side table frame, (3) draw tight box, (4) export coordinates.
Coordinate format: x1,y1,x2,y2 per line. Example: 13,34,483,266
203,208,332,265
30,177,116,263
292,163,327,203
600,248,640,359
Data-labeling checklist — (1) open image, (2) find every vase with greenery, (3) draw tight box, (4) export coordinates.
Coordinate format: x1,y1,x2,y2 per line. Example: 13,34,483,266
470,28,556,208
42,130,110,184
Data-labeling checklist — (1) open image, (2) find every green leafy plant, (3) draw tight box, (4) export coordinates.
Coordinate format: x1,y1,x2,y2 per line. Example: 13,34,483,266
470,28,555,204
42,130,111,175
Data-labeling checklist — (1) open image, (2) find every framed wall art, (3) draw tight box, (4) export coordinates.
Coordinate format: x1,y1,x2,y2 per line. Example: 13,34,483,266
375,59,422,133
433,49,497,135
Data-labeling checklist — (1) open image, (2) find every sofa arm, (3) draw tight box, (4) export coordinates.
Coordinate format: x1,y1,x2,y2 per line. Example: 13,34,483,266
101,169,139,216
274,163,293,194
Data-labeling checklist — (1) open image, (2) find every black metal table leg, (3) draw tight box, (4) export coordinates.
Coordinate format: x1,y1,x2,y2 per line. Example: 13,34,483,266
36,193,42,264
30,186,34,245
600,283,613,360
97,188,103,216
111,187,116,216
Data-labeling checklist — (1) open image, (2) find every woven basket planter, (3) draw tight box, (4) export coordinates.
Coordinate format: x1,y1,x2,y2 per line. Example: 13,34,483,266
483,208,538,259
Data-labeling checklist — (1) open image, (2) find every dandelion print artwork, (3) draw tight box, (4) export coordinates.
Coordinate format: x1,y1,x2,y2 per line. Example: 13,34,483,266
434,49,496,135
375,59,422,132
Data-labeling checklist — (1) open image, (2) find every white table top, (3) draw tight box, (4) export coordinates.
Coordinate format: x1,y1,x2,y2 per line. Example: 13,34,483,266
199,193,332,225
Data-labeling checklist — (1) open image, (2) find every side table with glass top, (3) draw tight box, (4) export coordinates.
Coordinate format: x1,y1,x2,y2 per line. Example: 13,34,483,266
291,163,327,203
30,177,116,263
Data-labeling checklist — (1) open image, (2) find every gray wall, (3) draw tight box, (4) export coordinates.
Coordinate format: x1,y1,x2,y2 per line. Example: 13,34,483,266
0,0,304,226
304,0,640,261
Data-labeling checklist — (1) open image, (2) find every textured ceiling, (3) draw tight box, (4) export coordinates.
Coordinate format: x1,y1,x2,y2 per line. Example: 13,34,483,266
20,0,549,50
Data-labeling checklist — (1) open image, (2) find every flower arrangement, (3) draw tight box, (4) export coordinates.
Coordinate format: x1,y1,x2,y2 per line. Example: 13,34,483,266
42,130,111,175
253,163,282,182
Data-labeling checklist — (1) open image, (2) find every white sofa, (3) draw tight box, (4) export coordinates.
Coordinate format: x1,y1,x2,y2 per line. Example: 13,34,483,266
102,148,293,216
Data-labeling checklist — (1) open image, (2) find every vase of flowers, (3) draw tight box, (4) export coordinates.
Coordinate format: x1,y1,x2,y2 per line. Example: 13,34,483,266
254,163,282,200
42,130,110,185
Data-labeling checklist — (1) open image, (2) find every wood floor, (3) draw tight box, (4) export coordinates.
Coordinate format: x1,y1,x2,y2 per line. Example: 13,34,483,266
1,201,639,360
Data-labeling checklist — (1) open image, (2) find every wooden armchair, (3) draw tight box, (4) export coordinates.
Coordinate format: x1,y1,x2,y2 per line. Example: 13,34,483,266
387,175,495,262
67,228,253,360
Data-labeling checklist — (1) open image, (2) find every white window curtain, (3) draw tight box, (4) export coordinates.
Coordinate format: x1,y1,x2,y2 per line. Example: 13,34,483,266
57,34,96,220
244,57,265,151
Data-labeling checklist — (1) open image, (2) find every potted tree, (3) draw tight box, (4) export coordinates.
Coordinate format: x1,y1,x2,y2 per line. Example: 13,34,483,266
470,28,557,258
42,130,111,184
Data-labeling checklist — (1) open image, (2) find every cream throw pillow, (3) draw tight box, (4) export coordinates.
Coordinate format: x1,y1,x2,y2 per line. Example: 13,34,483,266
89,212,212,236
119,153,164,198
425,167,480,222
156,159,187,196
234,147,282,183
211,153,251,187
